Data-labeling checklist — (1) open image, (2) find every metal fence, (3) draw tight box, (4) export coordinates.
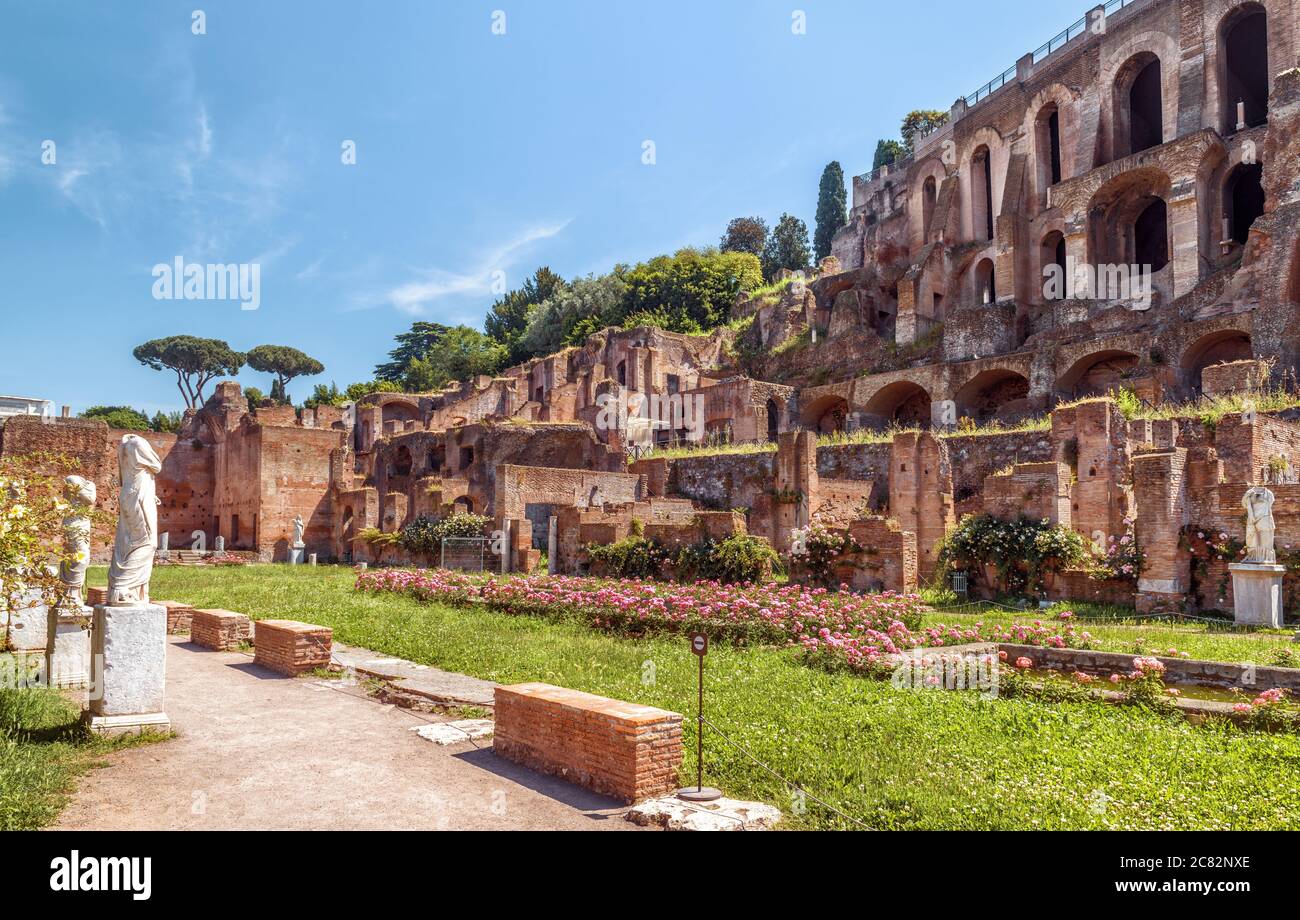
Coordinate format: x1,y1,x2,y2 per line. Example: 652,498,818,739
965,0,1140,108
440,537,489,573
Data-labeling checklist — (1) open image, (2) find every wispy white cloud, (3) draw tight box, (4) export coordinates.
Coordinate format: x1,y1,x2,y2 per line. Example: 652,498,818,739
381,220,572,316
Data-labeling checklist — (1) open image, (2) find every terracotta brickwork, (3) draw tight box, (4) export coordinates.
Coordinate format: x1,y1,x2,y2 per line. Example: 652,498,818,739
190,609,252,651
493,683,683,804
159,601,195,635
253,620,333,676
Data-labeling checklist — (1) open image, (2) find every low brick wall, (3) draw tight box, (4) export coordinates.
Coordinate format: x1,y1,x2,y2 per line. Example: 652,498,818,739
999,643,1300,692
191,609,252,651
494,683,683,804
253,620,333,676
159,600,194,635
86,586,107,607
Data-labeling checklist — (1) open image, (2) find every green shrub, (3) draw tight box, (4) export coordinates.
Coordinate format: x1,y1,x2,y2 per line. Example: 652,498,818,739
937,514,1091,594
678,533,779,585
400,514,492,555
587,536,668,579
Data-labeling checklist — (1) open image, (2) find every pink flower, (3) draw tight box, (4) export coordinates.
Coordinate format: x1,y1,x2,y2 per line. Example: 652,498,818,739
1015,657,1033,670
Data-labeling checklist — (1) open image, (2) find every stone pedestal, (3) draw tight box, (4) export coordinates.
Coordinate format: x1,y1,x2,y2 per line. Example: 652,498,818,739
288,547,305,565
1230,563,1286,628
85,604,170,737
5,589,49,653
46,605,93,689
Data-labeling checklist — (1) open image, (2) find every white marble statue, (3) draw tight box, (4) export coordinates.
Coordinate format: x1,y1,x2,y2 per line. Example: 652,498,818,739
107,434,163,606
292,514,305,548
1242,486,1277,564
59,475,96,608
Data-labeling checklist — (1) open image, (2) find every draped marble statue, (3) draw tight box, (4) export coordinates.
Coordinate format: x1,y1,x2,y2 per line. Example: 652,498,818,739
107,435,163,606
59,475,96,608
292,514,305,548
1242,486,1277,564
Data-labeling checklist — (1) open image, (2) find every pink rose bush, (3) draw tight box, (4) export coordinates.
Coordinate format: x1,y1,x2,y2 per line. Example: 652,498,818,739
354,569,1094,674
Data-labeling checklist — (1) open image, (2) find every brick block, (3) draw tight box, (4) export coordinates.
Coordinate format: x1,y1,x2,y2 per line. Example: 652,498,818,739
190,609,252,651
158,600,195,634
253,619,333,676
493,683,683,804
85,586,108,607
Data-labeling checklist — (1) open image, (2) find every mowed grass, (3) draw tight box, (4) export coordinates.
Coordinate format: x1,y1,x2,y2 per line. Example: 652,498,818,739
0,681,157,830
921,602,1300,667
103,565,1300,830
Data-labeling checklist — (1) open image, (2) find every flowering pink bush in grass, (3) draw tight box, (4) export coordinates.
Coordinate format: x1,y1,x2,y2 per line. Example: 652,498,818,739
354,570,1094,674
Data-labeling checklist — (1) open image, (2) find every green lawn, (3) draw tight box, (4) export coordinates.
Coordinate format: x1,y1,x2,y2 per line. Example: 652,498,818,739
0,681,155,830
99,564,1300,830
921,602,1300,667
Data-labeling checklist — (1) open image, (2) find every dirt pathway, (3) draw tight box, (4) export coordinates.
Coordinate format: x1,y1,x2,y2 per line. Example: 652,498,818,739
54,637,635,831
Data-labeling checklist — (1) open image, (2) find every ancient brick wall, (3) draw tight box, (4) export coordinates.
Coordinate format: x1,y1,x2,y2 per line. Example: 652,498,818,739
494,683,683,804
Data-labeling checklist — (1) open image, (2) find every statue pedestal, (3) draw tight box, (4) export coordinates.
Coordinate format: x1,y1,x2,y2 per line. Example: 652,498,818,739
5,589,48,653
289,546,306,565
1230,563,1286,628
46,604,93,690
84,604,170,737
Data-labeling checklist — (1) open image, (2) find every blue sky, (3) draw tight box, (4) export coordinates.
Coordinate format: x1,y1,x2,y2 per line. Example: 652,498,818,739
0,0,1085,413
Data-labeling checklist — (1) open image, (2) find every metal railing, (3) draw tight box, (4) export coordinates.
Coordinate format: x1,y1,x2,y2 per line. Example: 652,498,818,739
965,0,1139,108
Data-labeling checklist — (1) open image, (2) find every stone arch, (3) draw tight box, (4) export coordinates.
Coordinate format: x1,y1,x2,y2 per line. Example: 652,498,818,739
911,157,948,249
1101,32,1179,164
1217,2,1270,135
800,394,849,434
954,369,1031,424
390,445,413,478
1224,161,1265,245
340,505,355,544
970,144,994,242
1087,167,1172,273
1181,330,1253,394
1023,84,1078,203
862,381,932,430
973,258,997,305
765,396,783,442
1040,229,1068,302
453,496,475,515
1057,350,1141,399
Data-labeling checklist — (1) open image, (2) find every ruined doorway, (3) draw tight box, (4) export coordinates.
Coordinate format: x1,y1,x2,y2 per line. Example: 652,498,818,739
1128,58,1163,154
1134,198,1169,272
1226,163,1265,245
1221,5,1269,134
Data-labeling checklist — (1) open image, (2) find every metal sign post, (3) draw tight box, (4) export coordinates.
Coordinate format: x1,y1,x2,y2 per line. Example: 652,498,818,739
677,632,722,803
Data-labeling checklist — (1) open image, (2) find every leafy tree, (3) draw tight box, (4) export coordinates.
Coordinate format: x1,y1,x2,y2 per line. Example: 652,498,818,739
873,139,905,170
81,405,152,431
621,248,763,333
518,271,628,359
814,161,848,263
484,267,567,364
244,386,266,412
374,322,452,382
720,217,769,258
901,109,949,153
132,335,245,409
246,345,325,401
401,326,508,392
761,214,812,280
150,411,183,433
305,379,404,409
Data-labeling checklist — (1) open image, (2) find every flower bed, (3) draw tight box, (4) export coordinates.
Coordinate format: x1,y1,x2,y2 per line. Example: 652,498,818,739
354,570,1095,672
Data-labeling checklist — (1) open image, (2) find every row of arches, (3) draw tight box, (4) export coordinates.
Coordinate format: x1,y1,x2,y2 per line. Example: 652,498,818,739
802,330,1260,433
925,4,1273,255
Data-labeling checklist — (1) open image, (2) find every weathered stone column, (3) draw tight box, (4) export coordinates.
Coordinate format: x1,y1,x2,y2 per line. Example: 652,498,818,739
1168,189,1200,300
547,515,558,575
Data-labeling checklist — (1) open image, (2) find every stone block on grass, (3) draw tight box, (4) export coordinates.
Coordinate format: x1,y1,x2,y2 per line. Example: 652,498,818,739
254,620,333,676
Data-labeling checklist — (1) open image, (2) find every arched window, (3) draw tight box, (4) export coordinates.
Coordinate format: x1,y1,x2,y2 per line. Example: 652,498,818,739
1134,198,1169,272
1037,104,1063,193
766,398,780,442
971,146,994,241
1041,231,1068,301
1131,59,1163,153
975,258,996,305
922,176,938,239
1221,5,1269,134
1225,163,1265,245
